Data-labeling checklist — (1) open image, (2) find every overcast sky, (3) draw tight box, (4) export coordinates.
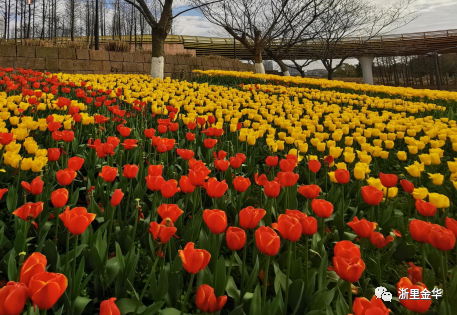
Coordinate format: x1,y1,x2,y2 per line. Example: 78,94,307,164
172,0,457,70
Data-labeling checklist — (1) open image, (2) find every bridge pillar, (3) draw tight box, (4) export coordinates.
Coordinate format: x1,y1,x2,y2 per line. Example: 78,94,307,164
357,56,375,85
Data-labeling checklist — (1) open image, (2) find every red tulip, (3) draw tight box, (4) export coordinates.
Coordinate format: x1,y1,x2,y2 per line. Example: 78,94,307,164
204,178,228,198
369,232,394,249
409,220,432,243
233,176,251,193
335,169,350,184
59,207,96,235
100,298,121,315
179,175,196,193
445,217,457,238
204,138,217,149
51,188,69,208
284,209,307,222
254,173,268,186
186,132,196,141
226,227,246,251
157,204,184,222
361,186,384,206
189,169,209,187
178,242,211,274
255,226,280,256
308,160,321,173
415,199,436,217
146,175,165,191
400,179,414,193
203,209,227,234
21,176,44,195
277,171,299,187
379,172,398,188
197,117,206,126
20,252,47,286
323,155,334,165
311,199,333,218
47,148,61,162
298,184,321,199
99,166,117,182
188,122,197,130
160,179,180,198
67,156,84,171
229,156,243,169
0,132,14,145
123,164,139,179
264,180,281,198
13,202,44,221
177,148,195,160
121,139,138,150
56,168,77,186
111,189,124,207
0,282,29,315
428,224,455,251
144,128,156,138
408,262,422,285
300,216,318,236
195,284,227,314
207,115,216,124
352,296,391,315
149,218,177,244
272,214,302,242
334,240,361,258
279,159,295,172
0,188,7,200
118,126,131,137
347,217,377,239
239,206,266,229
214,159,229,172
265,156,278,167
397,277,431,313
333,253,365,283
148,164,163,176
29,272,67,310
62,130,74,142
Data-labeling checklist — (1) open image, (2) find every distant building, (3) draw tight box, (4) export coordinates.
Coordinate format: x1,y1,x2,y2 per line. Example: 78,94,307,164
306,69,328,77
263,60,274,71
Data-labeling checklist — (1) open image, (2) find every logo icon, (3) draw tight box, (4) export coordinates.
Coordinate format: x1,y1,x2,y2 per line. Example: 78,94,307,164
375,286,392,302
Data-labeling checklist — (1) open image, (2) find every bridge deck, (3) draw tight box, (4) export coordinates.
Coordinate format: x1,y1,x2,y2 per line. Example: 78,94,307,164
28,29,457,60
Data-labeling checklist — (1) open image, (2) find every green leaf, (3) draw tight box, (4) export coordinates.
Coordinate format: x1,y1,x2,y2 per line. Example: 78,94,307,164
36,221,53,252
69,188,80,206
213,256,226,297
273,261,287,294
244,257,259,296
288,279,304,314
106,257,121,285
73,257,86,298
311,288,336,311
392,241,416,263
43,239,59,271
60,244,88,266
14,230,26,254
6,184,17,213
141,302,165,315
116,298,146,314
156,268,169,302
227,305,245,315
7,251,17,281
159,308,181,315
226,276,240,305
73,296,92,315
318,253,328,290
249,284,262,315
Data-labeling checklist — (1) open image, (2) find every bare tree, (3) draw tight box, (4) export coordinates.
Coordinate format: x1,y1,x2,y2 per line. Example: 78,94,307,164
308,0,417,80
122,0,222,78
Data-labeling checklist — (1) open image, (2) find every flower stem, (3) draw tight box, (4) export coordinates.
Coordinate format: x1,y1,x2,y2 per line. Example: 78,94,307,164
347,281,353,313
304,236,309,281
180,273,195,315
239,239,248,306
225,251,235,289
262,255,271,307
441,251,450,315
284,242,293,310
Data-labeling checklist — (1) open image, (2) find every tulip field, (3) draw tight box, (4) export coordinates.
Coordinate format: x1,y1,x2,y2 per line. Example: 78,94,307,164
1,67,457,315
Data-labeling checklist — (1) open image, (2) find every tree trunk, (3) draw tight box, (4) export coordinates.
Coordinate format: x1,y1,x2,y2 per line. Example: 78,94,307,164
253,51,265,74
95,0,99,50
327,70,334,80
276,58,290,76
150,31,165,79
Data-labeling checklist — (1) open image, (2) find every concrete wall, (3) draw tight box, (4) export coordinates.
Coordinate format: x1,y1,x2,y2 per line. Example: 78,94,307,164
0,45,255,79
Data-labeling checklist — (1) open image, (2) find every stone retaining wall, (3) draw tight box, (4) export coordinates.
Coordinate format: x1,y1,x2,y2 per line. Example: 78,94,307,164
0,45,255,79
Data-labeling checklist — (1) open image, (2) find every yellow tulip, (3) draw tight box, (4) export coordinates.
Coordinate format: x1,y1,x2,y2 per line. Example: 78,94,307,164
383,187,398,198
397,151,407,161
430,153,441,165
317,142,326,152
408,145,418,154
380,151,389,159
354,166,366,180
329,146,343,159
428,193,450,209
428,173,444,185
328,172,338,183
419,154,431,165
405,165,422,178
367,177,384,191
448,161,457,173
335,162,347,170
345,137,353,146
411,187,429,200
453,181,457,190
